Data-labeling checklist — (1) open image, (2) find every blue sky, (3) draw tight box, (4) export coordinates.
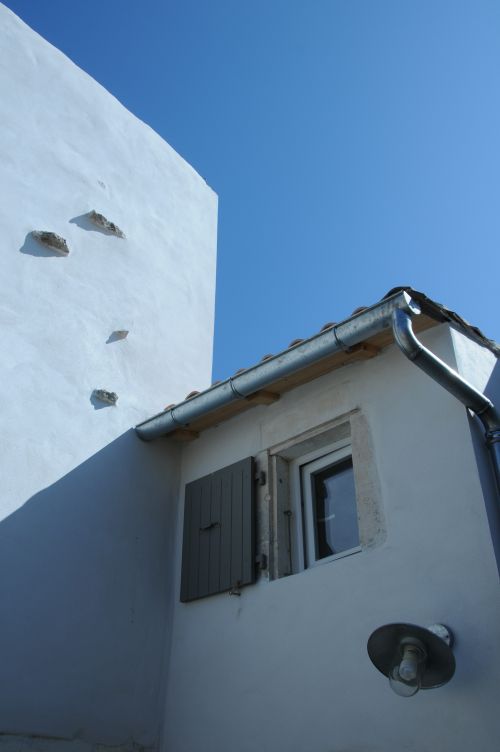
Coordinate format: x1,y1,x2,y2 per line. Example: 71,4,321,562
5,0,499,380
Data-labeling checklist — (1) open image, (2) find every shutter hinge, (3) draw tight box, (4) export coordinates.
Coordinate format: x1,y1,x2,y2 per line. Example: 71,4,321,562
255,470,266,486
255,553,268,570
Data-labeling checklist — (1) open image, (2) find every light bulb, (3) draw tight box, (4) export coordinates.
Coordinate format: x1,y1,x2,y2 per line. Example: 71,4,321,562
389,664,420,697
399,645,420,681
388,641,425,697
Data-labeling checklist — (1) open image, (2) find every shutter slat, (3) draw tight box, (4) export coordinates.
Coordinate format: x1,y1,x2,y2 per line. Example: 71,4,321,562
219,472,232,593
197,477,211,598
230,463,243,587
241,458,255,585
208,475,222,594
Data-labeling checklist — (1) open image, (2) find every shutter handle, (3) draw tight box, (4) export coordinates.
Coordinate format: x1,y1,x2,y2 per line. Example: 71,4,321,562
199,521,220,532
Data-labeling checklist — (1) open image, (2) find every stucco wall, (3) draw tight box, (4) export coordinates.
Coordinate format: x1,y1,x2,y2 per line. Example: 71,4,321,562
0,5,217,750
162,325,500,752
451,327,500,573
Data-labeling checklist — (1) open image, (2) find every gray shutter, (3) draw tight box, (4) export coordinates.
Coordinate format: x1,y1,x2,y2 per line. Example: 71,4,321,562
180,457,255,602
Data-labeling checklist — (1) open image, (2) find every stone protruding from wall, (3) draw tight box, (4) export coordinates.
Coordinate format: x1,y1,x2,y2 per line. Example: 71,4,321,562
93,389,118,405
31,230,69,255
88,210,125,238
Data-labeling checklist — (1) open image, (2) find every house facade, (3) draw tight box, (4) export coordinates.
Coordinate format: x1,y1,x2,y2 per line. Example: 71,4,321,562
139,293,500,752
1,5,499,752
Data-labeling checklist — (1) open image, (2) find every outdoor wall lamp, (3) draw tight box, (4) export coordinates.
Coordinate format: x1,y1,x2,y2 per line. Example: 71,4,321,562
367,623,455,697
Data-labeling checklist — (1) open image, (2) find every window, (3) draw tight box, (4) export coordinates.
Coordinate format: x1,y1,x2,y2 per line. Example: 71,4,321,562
179,414,385,595
287,439,360,571
299,445,360,568
268,414,384,579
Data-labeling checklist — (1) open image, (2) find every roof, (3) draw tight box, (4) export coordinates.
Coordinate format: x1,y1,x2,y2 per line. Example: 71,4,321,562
136,287,499,441
389,287,500,356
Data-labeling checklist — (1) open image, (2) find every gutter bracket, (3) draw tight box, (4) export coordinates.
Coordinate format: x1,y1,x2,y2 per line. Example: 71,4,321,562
169,408,189,429
486,429,500,446
334,327,353,353
229,376,246,399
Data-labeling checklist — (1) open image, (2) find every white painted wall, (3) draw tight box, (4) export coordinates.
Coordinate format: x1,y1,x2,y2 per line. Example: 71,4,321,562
0,5,217,750
162,325,500,752
451,327,500,573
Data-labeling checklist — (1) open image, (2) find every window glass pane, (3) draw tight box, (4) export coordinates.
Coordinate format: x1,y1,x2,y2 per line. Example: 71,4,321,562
311,458,358,560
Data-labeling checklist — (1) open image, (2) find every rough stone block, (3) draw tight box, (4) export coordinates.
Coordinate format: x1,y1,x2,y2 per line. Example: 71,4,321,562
31,230,69,255
88,210,125,238
93,389,118,405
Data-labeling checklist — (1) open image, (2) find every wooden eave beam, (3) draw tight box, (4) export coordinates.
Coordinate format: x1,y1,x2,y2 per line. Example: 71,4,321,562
245,390,280,405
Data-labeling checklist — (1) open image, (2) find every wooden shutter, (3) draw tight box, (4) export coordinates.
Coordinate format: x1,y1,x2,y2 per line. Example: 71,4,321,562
180,457,255,602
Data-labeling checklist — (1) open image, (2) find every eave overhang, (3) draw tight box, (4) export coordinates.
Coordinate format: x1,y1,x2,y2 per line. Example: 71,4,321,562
136,287,498,442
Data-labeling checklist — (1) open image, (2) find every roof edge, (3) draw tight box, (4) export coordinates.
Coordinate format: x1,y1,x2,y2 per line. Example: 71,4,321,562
136,287,499,442
136,290,418,440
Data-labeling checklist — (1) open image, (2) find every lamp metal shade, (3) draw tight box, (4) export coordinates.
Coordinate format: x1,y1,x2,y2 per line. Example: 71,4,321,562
367,623,455,689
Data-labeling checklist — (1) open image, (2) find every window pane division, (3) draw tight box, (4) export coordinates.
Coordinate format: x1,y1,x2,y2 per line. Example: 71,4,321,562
298,445,360,568
311,458,359,561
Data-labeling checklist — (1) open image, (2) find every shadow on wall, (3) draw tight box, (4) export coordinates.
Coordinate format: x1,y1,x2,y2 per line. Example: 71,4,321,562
19,232,67,258
471,358,500,575
0,429,180,750
484,355,500,416
69,213,119,236
90,391,115,410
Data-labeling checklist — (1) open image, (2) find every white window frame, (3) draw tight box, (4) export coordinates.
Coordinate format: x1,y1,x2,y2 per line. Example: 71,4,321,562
290,438,361,571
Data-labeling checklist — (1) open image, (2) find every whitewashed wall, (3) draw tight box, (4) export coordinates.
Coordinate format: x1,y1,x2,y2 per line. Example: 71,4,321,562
162,325,500,752
451,328,500,573
0,5,217,751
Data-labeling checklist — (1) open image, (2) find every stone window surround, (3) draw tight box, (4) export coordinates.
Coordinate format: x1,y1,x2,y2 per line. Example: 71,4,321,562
254,409,385,581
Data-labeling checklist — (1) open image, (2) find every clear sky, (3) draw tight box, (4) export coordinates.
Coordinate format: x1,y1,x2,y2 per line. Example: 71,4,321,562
4,0,499,381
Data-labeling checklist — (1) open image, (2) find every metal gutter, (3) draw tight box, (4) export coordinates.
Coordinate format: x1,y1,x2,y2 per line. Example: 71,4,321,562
135,290,421,441
392,308,500,494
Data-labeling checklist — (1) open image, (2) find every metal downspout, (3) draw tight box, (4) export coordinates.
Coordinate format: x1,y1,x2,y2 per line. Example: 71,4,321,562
392,308,500,495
